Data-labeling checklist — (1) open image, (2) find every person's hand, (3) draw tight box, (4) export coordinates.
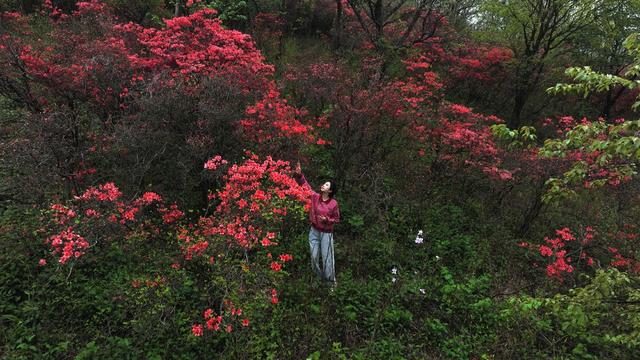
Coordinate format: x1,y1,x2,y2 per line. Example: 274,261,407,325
294,161,302,176
318,215,328,223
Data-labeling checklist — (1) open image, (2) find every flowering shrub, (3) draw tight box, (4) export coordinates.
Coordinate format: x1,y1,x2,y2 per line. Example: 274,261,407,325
0,3,318,203
115,8,273,92
284,57,513,189
521,226,640,282
392,58,512,180
182,154,309,336
45,184,180,265
422,43,514,91
538,118,640,200
43,154,310,336
240,88,320,151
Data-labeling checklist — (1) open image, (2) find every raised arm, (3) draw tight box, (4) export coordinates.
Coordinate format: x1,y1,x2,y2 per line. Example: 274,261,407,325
293,161,318,197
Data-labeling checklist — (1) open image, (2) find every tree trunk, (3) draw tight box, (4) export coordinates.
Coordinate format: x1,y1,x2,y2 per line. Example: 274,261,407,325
333,0,343,50
21,0,35,13
509,56,545,128
601,86,627,122
515,180,546,239
602,89,614,121
250,0,261,12
510,88,529,129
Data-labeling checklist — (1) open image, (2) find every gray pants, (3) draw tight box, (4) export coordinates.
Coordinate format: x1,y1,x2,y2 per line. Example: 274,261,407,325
308,227,335,283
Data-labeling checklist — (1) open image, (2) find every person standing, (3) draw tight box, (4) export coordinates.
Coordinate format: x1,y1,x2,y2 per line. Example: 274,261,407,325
293,161,340,288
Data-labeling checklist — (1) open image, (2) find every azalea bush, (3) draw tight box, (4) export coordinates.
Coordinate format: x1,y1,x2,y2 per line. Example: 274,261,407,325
38,153,309,334
0,4,318,205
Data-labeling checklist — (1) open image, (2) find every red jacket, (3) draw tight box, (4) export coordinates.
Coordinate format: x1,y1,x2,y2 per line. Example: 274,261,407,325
295,174,340,233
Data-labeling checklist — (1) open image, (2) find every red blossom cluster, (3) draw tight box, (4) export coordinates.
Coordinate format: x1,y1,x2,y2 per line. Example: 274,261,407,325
192,298,251,337
393,59,511,180
180,154,310,252
18,33,132,110
131,275,167,288
159,204,184,224
185,0,203,8
116,8,274,92
159,154,308,336
75,182,123,202
240,88,318,145
204,155,229,171
541,115,593,136
537,227,583,280
583,167,631,188
607,224,640,273
542,117,635,189
394,60,444,108
135,192,163,206
521,224,640,281
50,204,77,224
47,227,90,264
446,45,513,82
440,104,510,180
193,157,304,302
45,184,182,264
608,247,632,267
284,55,512,182
73,0,107,15
1,5,318,190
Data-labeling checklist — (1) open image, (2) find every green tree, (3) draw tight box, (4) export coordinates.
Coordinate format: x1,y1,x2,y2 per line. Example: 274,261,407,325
570,0,640,120
479,0,623,128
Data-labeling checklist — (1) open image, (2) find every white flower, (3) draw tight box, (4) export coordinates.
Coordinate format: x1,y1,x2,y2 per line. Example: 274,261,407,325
417,230,423,236
391,267,398,275
415,229,424,244
392,277,397,283
419,288,426,295
435,255,441,261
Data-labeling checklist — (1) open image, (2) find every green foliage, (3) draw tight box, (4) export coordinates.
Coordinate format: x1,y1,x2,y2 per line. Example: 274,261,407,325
548,33,640,110
501,269,640,359
478,0,629,126
204,0,248,23
550,66,640,100
539,119,640,202
479,0,617,54
491,124,538,149
106,0,166,25
0,205,219,359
